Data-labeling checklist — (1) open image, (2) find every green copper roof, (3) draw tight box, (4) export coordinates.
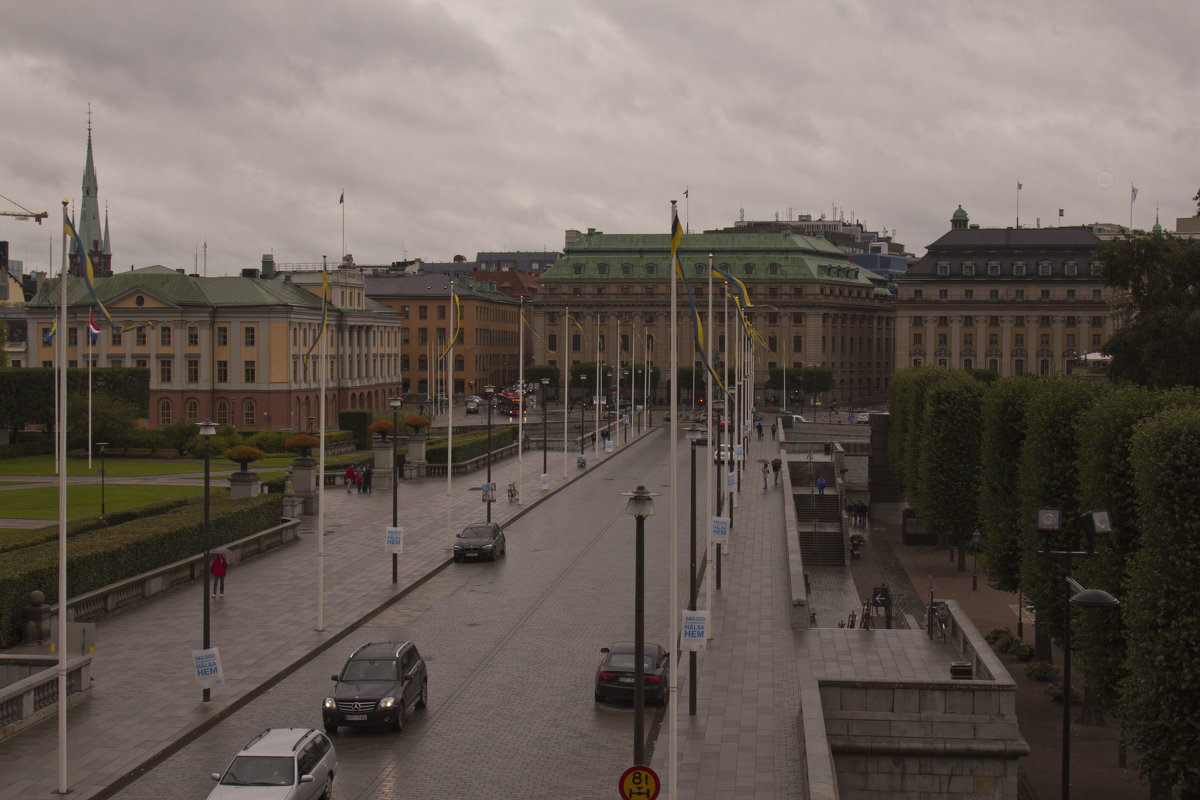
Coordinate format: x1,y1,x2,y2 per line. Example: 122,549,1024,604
541,229,874,286
951,205,969,221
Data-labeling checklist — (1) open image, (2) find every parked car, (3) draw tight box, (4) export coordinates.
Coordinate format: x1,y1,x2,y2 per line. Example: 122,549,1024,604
713,444,742,464
322,641,428,733
453,522,506,562
208,727,336,800
594,642,670,706
465,399,480,414
855,412,871,424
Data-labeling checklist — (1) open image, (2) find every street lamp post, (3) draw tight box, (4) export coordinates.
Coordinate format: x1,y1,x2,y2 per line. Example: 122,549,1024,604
972,527,980,591
1037,508,1120,800
485,385,495,522
390,396,403,584
198,420,216,703
96,442,108,519
540,378,550,480
579,374,588,455
622,485,657,766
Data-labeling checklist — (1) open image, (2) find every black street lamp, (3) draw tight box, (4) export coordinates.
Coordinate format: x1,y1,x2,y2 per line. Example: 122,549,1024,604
390,396,403,584
972,527,980,591
485,385,495,522
96,442,108,519
622,485,657,766
1038,508,1120,800
198,419,216,703
579,374,588,454
540,377,550,479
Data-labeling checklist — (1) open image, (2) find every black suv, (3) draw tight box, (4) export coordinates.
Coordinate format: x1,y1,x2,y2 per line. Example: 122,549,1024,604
323,641,427,733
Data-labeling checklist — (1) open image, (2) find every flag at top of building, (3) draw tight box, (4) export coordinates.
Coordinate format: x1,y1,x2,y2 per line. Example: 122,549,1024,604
88,310,100,343
1131,185,1138,202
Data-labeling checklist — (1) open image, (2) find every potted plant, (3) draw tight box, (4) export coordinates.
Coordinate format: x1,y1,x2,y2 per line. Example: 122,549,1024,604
284,434,319,458
367,420,394,441
223,444,267,473
404,415,431,435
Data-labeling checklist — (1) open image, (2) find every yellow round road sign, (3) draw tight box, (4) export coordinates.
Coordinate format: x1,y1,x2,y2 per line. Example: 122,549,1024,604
618,765,660,800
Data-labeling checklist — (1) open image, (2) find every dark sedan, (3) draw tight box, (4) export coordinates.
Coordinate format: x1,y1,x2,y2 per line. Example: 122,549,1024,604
453,522,506,562
594,642,669,706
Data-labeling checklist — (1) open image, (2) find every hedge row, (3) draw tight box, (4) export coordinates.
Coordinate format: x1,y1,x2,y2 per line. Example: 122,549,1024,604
424,427,518,464
0,493,282,646
0,497,193,555
0,440,56,460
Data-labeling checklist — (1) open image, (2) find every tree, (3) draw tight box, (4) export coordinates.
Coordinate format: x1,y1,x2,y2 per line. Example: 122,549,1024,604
886,365,946,498
978,376,1038,592
1016,377,1098,661
66,391,140,450
1121,405,1200,797
1099,231,1200,387
0,321,7,368
916,371,985,569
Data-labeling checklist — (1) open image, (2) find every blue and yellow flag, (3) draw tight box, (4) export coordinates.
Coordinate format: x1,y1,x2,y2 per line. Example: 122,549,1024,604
670,207,728,397
303,269,329,362
64,209,118,328
43,313,57,345
439,287,463,360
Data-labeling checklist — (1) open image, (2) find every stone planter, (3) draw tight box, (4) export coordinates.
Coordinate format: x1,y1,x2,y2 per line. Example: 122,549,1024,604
228,469,262,500
373,437,397,487
404,434,428,479
288,456,319,514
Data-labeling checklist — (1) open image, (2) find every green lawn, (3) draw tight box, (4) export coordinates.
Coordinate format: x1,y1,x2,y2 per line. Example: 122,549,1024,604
0,454,301,478
0,483,212,521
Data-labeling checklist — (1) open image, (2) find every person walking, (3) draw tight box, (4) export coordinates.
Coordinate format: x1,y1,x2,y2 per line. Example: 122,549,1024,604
211,553,227,598
356,465,364,494
345,465,355,494
762,462,769,489
817,476,826,496
364,465,374,493
771,457,782,486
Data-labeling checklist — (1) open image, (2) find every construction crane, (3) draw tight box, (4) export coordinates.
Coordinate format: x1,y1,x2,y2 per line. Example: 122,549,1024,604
0,192,49,224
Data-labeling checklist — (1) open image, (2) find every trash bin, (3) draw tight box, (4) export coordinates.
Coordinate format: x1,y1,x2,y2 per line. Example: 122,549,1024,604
950,660,973,680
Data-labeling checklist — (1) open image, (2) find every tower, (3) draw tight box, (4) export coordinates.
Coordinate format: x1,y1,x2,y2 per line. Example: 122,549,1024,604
69,112,113,277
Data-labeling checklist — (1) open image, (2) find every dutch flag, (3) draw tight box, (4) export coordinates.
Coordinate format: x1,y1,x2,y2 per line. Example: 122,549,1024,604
88,309,100,343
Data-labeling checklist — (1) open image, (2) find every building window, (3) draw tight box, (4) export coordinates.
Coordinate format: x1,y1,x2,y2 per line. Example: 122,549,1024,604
644,264,656,275
573,287,582,296
1013,261,1026,276
792,334,802,351
1064,261,1078,276
1092,334,1102,347
1015,316,1025,326
244,360,256,382
548,333,558,352
1039,315,1052,327
188,326,199,347
621,263,632,275
743,263,754,275
1041,289,1051,299
989,289,1000,300
134,327,147,346
243,400,256,427
1066,334,1076,347
644,313,655,324
620,286,631,295
938,289,948,299
596,287,605,297
574,264,584,275
216,399,228,425
244,326,256,347
186,398,199,422
1091,316,1104,327
111,328,122,346
571,333,581,352
964,333,974,346
1090,261,1102,275
159,359,172,382
936,261,950,276
912,316,923,326
159,399,172,426
937,316,949,327
135,358,147,368
913,333,923,346
418,328,428,345
418,306,428,320
1067,289,1076,299
769,263,779,275
437,305,446,320
1015,359,1025,376
963,358,973,369
987,261,1000,276
1066,316,1077,327
644,286,655,297
597,263,608,275
962,261,975,276
217,326,228,346
217,360,228,382
913,289,923,299
160,326,172,347
1015,334,1025,346
1015,289,1025,300
1039,261,1052,276
964,289,974,300
989,333,999,346
938,333,948,346
187,359,199,382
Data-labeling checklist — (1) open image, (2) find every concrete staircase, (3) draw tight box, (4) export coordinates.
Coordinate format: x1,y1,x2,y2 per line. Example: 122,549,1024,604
788,460,846,565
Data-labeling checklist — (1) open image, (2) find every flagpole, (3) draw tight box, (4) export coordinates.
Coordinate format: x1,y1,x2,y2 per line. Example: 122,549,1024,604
56,200,69,795
88,316,93,469
518,298,524,491
562,306,568,479
447,281,455,546
1016,180,1021,229
317,257,327,632
1129,184,1136,230
705,254,714,632
668,200,680,800
341,191,345,260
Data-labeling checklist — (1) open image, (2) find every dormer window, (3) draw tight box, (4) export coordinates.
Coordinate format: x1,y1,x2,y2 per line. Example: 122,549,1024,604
1064,260,1078,276
961,261,975,276
597,263,609,275
936,261,950,276
645,264,657,275
1012,261,1026,276
987,260,1000,276
573,264,584,275
621,263,632,275
743,263,754,275
1038,260,1052,276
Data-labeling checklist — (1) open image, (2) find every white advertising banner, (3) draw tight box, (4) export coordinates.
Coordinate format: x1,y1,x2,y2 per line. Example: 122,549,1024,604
385,526,405,554
193,647,224,689
681,610,708,651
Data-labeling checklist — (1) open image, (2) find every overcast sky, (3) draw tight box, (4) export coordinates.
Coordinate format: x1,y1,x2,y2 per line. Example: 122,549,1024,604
2,1,1198,277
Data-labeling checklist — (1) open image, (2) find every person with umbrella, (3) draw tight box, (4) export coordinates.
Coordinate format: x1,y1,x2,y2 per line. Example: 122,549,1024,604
211,548,230,597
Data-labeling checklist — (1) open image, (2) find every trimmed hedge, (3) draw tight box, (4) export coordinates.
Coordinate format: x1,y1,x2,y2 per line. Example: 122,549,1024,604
424,427,518,464
0,440,56,459
0,497,193,555
339,410,372,448
0,493,282,646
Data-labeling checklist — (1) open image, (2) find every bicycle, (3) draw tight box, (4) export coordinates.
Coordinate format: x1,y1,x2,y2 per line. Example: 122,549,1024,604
507,482,519,503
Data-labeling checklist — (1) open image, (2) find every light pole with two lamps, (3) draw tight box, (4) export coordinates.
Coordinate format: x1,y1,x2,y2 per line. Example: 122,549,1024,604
198,419,216,702
622,485,657,766
390,396,403,583
1037,507,1120,800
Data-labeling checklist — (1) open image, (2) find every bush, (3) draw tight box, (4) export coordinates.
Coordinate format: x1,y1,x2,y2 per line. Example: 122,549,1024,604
339,410,372,448
1014,641,1036,661
249,430,286,453
1045,682,1081,704
0,440,55,459
1025,661,1061,682
0,493,282,646
424,427,518,464
986,627,1015,652
985,627,1013,644
223,445,267,467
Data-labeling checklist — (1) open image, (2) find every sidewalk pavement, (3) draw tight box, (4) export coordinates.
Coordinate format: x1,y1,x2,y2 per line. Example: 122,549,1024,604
0,430,628,800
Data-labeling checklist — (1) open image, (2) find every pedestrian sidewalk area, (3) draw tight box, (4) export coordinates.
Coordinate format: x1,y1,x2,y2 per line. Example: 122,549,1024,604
0,437,621,800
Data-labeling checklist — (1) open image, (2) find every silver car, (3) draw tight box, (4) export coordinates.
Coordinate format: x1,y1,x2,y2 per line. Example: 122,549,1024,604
208,727,336,800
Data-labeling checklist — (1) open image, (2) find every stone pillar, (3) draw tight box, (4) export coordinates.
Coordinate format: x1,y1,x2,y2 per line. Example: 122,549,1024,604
228,469,262,500
404,434,428,479
373,436,396,487
289,455,318,514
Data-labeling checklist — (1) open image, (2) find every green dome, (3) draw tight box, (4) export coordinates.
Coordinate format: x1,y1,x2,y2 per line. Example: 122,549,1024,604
951,205,969,221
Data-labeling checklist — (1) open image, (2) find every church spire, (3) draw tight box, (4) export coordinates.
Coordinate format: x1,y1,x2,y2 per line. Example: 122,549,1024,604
70,104,112,277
